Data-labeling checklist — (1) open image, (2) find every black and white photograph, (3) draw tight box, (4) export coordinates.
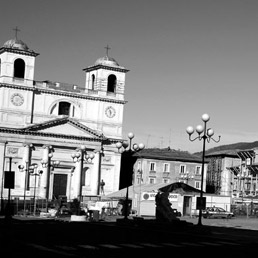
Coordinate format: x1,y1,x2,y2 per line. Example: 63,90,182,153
1,0,258,257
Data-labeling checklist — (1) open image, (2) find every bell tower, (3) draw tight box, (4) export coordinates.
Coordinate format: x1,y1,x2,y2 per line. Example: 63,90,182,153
82,46,129,139
0,27,39,87
83,45,129,102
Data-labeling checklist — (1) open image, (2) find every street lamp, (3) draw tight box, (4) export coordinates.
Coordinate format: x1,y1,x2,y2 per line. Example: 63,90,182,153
71,146,95,203
116,132,145,220
186,113,221,226
29,163,43,216
41,154,60,212
17,143,34,215
137,165,143,217
179,171,194,184
18,163,34,215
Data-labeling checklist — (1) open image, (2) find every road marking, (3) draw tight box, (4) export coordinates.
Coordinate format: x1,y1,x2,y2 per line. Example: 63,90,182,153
162,242,183,247
199,242,222,246
217,241,240,245
140,243,162,248
120,243,144,248
99,244,122,249
181,242,204,246
78,244,98,250
56,245,77,250
27,243,75,256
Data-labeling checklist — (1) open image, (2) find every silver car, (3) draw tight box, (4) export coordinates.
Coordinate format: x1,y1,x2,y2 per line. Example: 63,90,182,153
202,207,234,219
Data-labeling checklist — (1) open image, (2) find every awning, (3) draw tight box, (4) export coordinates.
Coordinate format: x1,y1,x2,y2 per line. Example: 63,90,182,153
227,166,240,175
237,150,255,160
246,164,258,175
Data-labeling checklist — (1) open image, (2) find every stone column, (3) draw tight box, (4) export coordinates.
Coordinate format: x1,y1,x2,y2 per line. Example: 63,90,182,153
42,145,53,201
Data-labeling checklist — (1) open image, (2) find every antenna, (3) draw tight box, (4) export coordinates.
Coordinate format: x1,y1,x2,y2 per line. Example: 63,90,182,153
146,134,151,148
160,137,163,148
169,128,172,147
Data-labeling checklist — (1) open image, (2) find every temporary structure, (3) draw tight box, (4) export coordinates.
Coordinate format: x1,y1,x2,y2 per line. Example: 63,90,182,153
104,182,202,200
103,182,203,216
158,182,203,195
104,182,171,200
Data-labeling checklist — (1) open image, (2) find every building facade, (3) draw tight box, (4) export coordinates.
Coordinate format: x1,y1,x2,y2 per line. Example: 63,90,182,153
131,148,208,191
0,36,129,210
116,147,208,216
206,148,258,198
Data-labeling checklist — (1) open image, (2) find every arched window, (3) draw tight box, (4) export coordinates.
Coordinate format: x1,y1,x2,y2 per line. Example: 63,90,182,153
58,102,71,115
14,58,25,78
107,74,117,93
91,74,95,90
50,101,79,117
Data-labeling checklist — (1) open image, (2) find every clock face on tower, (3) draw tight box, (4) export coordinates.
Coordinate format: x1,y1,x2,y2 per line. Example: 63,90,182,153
11,93,24,106
105,106,116,118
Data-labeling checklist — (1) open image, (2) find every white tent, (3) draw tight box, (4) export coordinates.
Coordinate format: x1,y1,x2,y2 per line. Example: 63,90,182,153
104,182,171,200
103,182,202,216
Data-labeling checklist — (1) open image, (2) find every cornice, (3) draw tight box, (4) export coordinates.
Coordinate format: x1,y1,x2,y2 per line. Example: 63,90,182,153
0,126,119,144
0,117,120,145
83,64,129,73
0,127,96,141
0,47,39,57
0,83,127,105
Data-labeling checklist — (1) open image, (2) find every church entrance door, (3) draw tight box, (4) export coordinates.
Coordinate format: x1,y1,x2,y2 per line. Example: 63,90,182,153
53,174,67,199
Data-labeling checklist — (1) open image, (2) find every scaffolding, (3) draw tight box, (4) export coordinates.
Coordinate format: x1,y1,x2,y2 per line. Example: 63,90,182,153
206,157,222,194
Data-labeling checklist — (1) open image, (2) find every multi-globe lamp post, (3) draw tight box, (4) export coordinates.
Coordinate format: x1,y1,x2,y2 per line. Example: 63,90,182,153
179,172,194,184
18,143,35,215
186,113,221,226
18,163,34,215
71,146,95,204
116,132,145,220
41,154,60,212
29,163,43,216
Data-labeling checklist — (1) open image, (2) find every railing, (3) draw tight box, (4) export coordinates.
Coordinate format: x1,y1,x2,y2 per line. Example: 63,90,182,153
162,172,170,178
0,197,49,216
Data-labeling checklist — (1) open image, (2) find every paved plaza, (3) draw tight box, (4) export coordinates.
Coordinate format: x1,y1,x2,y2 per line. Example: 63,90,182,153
1,215,258,257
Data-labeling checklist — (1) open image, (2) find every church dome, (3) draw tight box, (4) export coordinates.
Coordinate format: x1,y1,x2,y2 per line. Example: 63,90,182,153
3,38,29,51
95,55,120,67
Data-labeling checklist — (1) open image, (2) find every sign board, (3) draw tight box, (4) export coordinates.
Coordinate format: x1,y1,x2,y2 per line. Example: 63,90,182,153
141,192,178,202
196,196,206,210
4,171,15,189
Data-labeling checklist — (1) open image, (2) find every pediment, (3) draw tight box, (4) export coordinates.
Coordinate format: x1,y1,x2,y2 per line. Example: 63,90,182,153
36,123,94,137
22,117,103,139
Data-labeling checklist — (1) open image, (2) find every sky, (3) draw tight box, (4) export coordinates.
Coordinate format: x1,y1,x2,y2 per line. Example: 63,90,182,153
1,0,258,153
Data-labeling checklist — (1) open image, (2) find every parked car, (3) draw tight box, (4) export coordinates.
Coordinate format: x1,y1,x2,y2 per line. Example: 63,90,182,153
202,207,234,219
172,208,182,217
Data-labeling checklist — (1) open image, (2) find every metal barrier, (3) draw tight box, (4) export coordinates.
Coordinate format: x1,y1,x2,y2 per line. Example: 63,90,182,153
0,197,49,216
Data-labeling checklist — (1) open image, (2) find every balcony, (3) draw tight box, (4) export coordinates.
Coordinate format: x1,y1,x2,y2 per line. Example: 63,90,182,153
149,170,156,176
162,172,170,178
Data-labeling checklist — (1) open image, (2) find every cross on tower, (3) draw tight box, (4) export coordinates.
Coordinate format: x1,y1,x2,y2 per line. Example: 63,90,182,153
105,44,110,56
13,26,20,39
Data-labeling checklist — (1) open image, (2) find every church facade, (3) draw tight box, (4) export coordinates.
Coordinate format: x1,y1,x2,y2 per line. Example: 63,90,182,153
0,35,129,208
